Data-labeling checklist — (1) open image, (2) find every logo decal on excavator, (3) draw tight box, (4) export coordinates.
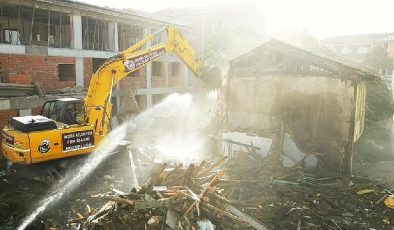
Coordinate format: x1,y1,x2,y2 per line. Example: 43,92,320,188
38,139,50,153
124,48,166,72
124,60,136,71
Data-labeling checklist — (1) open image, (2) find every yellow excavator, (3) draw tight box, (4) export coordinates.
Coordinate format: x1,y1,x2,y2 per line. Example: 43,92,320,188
1,25,221,165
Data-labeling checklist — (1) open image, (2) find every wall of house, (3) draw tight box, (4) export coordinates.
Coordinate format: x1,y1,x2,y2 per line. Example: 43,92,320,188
226,75,357,172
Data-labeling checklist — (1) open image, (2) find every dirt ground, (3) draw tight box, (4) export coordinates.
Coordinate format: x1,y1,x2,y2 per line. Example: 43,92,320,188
353,161,394,186
0,150,139,230
1,149,394,229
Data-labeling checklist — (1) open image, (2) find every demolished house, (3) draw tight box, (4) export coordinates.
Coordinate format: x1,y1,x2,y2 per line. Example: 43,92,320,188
224,39,378,175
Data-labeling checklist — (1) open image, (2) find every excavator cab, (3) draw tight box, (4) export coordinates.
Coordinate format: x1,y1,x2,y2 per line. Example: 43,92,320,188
41,98,84,125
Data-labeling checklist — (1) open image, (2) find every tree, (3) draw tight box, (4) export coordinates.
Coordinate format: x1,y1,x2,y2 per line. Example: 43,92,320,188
363,45,393,75
355,46,394,162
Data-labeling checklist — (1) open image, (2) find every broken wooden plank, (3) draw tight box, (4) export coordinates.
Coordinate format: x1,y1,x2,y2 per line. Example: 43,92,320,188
105,196,134,206
224,203,270,230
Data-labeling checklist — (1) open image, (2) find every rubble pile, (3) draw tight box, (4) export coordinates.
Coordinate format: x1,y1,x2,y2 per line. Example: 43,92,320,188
66,157,260,230
224,156,394,230
58,151,394,230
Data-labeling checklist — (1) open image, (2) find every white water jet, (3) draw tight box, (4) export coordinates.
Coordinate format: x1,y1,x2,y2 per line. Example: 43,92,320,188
17,92,218,229
127,91,219,163
17,123,128,230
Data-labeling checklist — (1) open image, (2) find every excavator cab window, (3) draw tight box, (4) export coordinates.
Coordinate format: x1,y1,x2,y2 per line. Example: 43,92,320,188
41,101,57,120
41,100,83,125
64,103,83,125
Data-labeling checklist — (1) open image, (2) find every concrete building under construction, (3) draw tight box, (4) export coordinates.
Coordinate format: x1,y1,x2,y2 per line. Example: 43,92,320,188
0,0,193,142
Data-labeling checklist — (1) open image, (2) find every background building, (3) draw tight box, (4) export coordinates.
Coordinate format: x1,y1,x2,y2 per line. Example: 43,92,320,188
0,0,196,157
321,33,394,93
157,0,266,69
0,0,193,110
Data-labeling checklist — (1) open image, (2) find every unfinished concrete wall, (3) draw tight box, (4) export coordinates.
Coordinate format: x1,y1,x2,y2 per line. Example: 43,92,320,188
226,75,356,171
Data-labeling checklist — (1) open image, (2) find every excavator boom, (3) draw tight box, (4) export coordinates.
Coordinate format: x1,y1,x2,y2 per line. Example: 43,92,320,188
84,25,221,136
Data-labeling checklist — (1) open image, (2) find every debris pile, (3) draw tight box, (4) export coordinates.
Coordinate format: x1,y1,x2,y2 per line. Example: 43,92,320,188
47,85,84,95
224,155,394,229
43,153,394,229
66,157,263,230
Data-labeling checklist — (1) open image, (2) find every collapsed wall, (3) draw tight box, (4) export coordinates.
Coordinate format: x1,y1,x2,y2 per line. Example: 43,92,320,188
226,75,362,173
225,39,375,175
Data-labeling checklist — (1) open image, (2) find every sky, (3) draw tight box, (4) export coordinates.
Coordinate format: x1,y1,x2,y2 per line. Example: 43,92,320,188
80,0,393,39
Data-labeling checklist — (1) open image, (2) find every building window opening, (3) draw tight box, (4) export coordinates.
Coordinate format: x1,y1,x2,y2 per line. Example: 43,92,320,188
58,64,76,81
152,61,163,76
171,62,181,77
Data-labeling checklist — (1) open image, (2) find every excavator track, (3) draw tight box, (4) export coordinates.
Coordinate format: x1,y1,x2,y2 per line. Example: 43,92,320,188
0,144,128,184
0,160,12,177
0,156,86,184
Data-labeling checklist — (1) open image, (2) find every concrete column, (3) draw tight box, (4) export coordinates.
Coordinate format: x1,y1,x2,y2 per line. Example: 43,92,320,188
71,15,84,87
144,28,153,108
200,20,206,55
109,21,120,114
392,58,394,100
108,21,119,52
183,65,189,88
75,58,84,87
146,63,152,108
71,15,82,50
116,84,121,114
164,62,169,88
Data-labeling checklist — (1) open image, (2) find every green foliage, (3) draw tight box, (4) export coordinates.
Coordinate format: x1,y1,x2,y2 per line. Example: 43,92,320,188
204,43,228,70
363,46,393,73
355,46,394,161
355,80,394,162
364,80,394,124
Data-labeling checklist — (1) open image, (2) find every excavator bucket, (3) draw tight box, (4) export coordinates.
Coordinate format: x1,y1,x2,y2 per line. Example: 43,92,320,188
199,66,222,89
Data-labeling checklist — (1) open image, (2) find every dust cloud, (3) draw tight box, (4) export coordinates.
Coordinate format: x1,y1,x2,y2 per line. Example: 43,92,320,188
125,91,219,163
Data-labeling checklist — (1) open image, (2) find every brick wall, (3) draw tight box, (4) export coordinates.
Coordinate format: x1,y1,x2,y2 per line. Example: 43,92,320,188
0,109,18,130
0,109,18,159
0,106,43,160
83,58,93,87
117,75,146,113
168,64,185,87
0,54,76,90
31,106,43,115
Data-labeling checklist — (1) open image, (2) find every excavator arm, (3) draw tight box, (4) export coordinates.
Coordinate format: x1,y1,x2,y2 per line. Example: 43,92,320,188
84,25,221,136
122,26,203,76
